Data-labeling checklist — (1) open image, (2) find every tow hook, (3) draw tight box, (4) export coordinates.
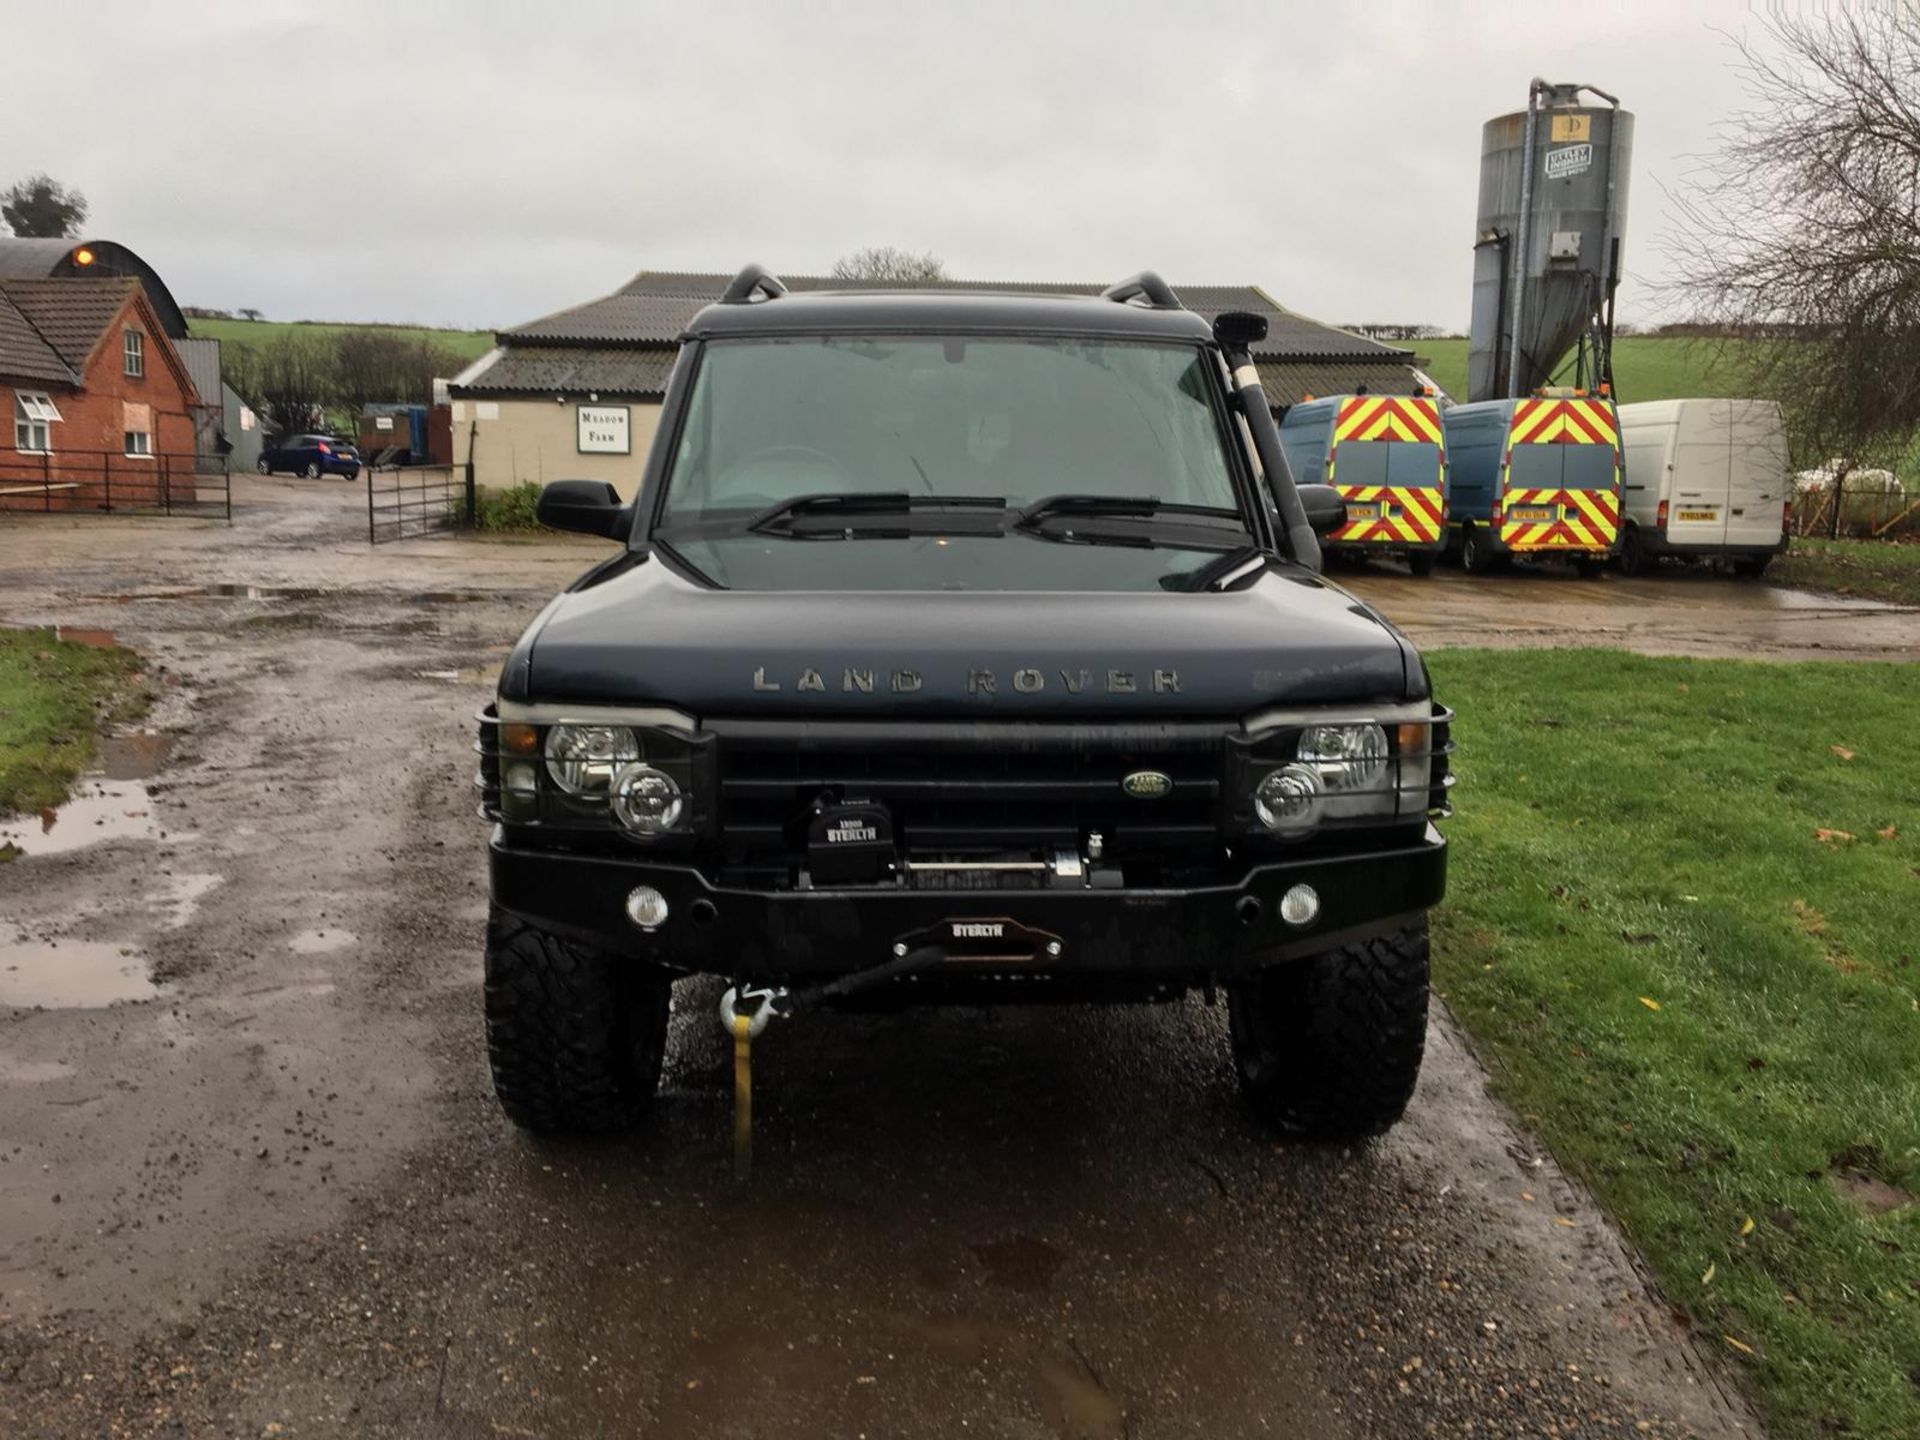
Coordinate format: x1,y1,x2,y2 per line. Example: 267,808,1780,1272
716,946,949,1180
717,984,786,1182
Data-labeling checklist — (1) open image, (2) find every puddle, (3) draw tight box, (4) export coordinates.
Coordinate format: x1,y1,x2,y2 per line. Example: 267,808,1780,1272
1032,1353,1126,1440
1768,587,1901,612
157,873,223,929
95,731,174,780
416,665,501,685
0,780,160,858
288,928,356,955
0,936,158,1008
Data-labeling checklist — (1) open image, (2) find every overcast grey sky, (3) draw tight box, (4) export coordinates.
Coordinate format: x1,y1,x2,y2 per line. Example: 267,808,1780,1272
2,0,1773,332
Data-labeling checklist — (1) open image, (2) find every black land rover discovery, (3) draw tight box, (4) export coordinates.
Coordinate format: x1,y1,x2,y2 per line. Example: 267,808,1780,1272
479,267,1452,1141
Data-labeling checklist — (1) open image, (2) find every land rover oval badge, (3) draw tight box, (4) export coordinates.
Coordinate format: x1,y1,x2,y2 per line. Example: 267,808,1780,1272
1121,770,1173,800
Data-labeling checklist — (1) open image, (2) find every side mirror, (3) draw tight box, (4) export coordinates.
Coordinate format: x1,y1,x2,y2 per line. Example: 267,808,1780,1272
536,479,628,539
1296,483,1348,535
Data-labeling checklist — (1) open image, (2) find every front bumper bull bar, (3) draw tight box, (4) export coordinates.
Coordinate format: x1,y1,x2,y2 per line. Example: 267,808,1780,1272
490,824,1447,980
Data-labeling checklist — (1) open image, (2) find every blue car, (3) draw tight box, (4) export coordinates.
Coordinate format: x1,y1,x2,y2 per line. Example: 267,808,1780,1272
258,433,361,479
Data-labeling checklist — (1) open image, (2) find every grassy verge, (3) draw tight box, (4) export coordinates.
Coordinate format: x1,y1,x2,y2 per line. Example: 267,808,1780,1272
1774,537,1920,605
1431,649,1919,1439
1409,336,1759,404
474,482,544,533
0,628,149,818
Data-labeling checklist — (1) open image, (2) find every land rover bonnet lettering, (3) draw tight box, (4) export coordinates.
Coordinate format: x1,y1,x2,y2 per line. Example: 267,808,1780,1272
750,665,1181,695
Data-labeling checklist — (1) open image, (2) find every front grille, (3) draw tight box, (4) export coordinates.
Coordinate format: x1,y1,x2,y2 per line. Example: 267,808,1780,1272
707,718,1229,859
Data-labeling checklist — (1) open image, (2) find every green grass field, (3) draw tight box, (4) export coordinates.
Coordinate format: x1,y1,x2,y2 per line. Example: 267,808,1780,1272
0,628,149,820
1773,537,1920,605
185,315,494,360
1432,649,1920,1440
1408,336,1757,406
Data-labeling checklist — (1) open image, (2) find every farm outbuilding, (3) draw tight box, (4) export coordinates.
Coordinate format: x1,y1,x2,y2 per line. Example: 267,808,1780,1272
449,270,1420,500
0,235,190,340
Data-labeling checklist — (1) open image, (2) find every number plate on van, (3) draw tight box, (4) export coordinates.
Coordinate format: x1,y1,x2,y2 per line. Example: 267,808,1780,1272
1676,508,1717,522
1345,502,1380,519
1510,505,1556,522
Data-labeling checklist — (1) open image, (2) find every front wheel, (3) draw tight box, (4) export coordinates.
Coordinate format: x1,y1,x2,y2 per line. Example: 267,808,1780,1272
256,458,271,475
1227,921,1429,1140
484,907,671,1135
303,461,321,479
1406,551,1437,579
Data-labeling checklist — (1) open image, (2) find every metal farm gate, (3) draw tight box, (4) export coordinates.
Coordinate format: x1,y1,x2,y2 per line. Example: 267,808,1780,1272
366,462,474,543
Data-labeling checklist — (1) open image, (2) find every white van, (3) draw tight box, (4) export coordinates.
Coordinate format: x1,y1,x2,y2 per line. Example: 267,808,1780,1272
1616,399,1791,576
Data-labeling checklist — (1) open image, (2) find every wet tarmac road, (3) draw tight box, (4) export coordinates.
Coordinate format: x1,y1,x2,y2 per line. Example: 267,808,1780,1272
6,481,1904,1437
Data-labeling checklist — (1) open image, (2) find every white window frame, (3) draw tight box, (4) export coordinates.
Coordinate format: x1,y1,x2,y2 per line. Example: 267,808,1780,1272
124,328,145,377
123,427,153,458
13,390,61,453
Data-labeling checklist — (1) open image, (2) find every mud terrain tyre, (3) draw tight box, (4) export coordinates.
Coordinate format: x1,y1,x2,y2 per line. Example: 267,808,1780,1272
1227,920,1429,1140
484,906,671,1135
1616,524,1650,577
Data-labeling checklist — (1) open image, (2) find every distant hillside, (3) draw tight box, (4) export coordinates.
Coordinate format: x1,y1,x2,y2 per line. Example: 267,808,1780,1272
186,316,494,361
1406,337,1757,405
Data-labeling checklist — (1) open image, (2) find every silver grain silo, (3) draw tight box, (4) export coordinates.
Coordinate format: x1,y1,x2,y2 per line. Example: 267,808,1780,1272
1466,81,1633,402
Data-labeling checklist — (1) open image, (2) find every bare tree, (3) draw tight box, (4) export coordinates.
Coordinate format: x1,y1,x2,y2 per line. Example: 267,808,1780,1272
238,308,264,322
830,246,948,284
332,331,466,413
1669,7,1920,530
2,173,88,238
225,336,332,437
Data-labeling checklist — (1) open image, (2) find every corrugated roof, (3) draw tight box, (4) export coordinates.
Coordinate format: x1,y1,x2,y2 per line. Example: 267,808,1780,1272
453,345,677,397
173,335,221,407
508,270,1411,363
0,287,78,385
0,277,138,370
0,236,80,280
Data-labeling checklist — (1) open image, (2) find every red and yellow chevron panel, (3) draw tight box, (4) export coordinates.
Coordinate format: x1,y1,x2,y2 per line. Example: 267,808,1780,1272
1333,395,1444,445
1508,397,1619,448
1331,484,1446,545
1498,486,1622,551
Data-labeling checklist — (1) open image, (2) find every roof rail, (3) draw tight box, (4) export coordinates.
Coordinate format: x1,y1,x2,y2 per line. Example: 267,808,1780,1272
721,263,789,304
1101,272,1183,310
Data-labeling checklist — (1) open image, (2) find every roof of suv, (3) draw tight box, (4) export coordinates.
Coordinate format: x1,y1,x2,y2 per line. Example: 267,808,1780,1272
683,289,1219,345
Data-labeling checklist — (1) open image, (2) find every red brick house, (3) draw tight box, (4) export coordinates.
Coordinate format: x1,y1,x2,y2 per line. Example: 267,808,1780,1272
1,278,200,512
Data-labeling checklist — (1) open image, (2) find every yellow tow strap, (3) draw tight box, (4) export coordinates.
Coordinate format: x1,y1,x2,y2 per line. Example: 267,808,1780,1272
732,1010,753,1181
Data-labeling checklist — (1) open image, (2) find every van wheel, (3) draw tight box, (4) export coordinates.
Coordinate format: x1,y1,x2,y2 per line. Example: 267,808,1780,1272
1461,525,1499,574
1616,526,1649,576
1228,921,1429,1140
1732,555,1773,579
484,906,671,1135
1574,558,1606,579
1407,551,1437,578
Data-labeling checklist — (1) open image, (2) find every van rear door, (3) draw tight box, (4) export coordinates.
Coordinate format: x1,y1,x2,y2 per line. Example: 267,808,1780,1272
1668,400,1732,548
1498,398,1622,554
1726,400,1789,548
1327,397,1446,549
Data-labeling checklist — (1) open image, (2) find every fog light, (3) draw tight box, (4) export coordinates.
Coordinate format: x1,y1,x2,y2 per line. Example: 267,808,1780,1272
1279,883,1320,927
625,885,669,930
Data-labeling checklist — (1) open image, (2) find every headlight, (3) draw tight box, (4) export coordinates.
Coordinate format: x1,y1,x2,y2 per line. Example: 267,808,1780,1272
545,724,639,795
1297,723,1389,791
610,762,685,835
1254,764,1322,832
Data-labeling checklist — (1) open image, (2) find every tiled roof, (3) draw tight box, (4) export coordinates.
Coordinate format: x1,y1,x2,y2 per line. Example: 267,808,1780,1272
0,287,78,385
1252,360,1432,408
0,277,138,371
507,270,1412,363
452,345,677,397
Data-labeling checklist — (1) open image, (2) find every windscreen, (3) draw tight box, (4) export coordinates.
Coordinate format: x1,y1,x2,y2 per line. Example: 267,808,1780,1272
664,337,1238,522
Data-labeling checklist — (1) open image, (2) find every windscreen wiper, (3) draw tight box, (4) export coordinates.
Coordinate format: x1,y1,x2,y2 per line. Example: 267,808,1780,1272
1013,494,1242,531
748,491,1005,533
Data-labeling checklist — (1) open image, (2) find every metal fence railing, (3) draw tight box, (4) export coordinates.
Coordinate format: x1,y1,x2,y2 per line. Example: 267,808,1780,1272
366,461,474,543
0,450,231,522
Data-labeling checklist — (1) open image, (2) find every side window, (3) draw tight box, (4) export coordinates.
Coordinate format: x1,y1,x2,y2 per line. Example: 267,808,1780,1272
13,390,62,451
124,329,145,378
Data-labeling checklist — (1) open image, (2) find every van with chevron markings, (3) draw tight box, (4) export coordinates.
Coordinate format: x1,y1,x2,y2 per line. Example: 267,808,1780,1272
1440,392,1623,576
1277,393,1449,577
